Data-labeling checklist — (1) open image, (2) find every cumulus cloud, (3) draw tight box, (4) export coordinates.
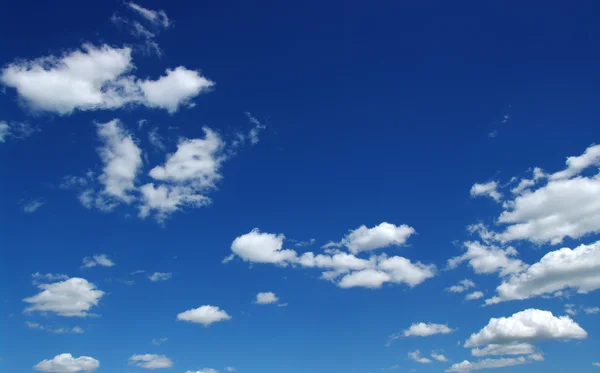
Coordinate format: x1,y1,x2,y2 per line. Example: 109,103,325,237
471,343,535,357
126,2,170,28
149,272,172,281
403,322,454,337
464,309,587,348
445,356,535,373
177,305,231,326
26,322,84,334
82,254,115,268
34,354,99,373
324,222,416,254
128,354,172,369
550,144,600,180
23,278,104,317
255,292,279,304
447,279,476,293
231,229,296,264
431,352,449,362
466,291,484,301
447,241,527,277
408,350,432,364
470,181,502,202
1,44,212,115
485,240,600,304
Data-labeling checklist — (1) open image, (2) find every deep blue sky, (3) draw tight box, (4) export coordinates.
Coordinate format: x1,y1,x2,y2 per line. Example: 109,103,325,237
1,1,600,373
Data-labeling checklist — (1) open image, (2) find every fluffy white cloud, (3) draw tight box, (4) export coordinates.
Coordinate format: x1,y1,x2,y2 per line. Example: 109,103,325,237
1,44,212,115
138,184,211,221
466,291,484,301
127,2,170,28
96,119,142,203
34,354,99,373
255,292,279,304
338,269,391,289
82,254,114,268
471,343,535,357
138,67,214,113
470,181,502,202
464,309,587,348
511,167,545,195
408,350,432,364
404,322,454,337
431,352,449,362
448,241,527,277
149,272,172,281
550,144,600,180
23,278,104,317
177,305,231,326
326,222,416,254
128,354,172,369
445,356,534,373
26,322,84,334
486,240,600,304
231,229,296,264
447,279,476,293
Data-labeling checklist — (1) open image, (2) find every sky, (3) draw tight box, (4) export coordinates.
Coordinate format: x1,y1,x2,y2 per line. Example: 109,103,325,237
1,1,600,373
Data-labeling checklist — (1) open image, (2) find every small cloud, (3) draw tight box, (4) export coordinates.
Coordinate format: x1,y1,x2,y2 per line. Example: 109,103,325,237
131,270,145,275
22,199,45,213
82,254,115,268
152,337,168,345
255,292,279,305
149,272,172,281
488,130,498,138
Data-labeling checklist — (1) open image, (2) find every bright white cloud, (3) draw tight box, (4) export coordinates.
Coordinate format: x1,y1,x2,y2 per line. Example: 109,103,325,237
149,272,172,281
127,2,170,28
447,241,527,277
1,44,212,115
550,144,600,180
408,350,432,364
128,354,173,369
34,354,99,373
445,356,532,373
485,240,600,304
177,305,231,326
231,229,296,264
26,322,84,334
448,279,476,293
96,119,142,203
326,222,416,254
470,181,502,202
23,278,104,317
466,291,484,301
23,199,45,213
471,343,535,357
255,292,279,304
82,254,115,268
465,309,587,348
338,269,391,289
404,322,454,337
138,183,211,221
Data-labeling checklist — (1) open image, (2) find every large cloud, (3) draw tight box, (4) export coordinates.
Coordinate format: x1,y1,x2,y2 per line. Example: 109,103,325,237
34,354,99,373
464,309,587,348
486,240,600,304
23,278,104,317
0,44,212,115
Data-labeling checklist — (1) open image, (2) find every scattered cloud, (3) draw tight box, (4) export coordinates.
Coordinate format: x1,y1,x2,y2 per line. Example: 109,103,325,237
149,272,172,282
23,278,104,317
177,305,231,326
465,291,484,301
445,356,537,373
447,279,476,293
224,368,236,372
0,121,38,143
151,337,168,345
185,369,218,373
565,304,578,316
147,127,166,151
82,254,115,268
447,241,527,277
408,350,432,364
471,343,535,357
584,307,600,314
403,322,454,337
324,222,416,254
34,353,99,373
470,181,502,202
255,292,279,305
231,229,295,264
431,351,449,362
129,354,173,369
32,272,69,284
22,199,45,213
26,322,84,334
126,2,170,28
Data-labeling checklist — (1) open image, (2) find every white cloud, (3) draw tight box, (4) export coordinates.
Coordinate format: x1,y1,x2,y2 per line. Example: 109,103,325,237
34,354,99,373
376,255,436,287
464,309,587,348
338,269,391,289
326,222,416,254
149,272,172,281
466,291,484,301
445,356,533,373
231,229,296,264
127,2,170,28
137,67,214,113
151,337,168,345
82,254,115,268
431,352,449,362
32,272,69,284
177,305,231,326
245,112,266,145
470,181,502,202
485,240,600,304
511,167,545,195
129,354,173,369
26,322,84,334
23,278,104,317
584,307,600,314
255,292,279,304
185,369,218,373
23,199,45,213
96,119,142,203
0,121,38,143
447,241,527,277
408,350,432,364
138,183,211,221
447,279,476,293
224,368,236,372
471,343,535,357
403,322,454,337
1,44,212,115
564,304,578,316
550,144,600,180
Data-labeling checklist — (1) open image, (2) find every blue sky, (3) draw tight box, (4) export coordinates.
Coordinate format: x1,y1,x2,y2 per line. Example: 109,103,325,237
1,1,600,373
